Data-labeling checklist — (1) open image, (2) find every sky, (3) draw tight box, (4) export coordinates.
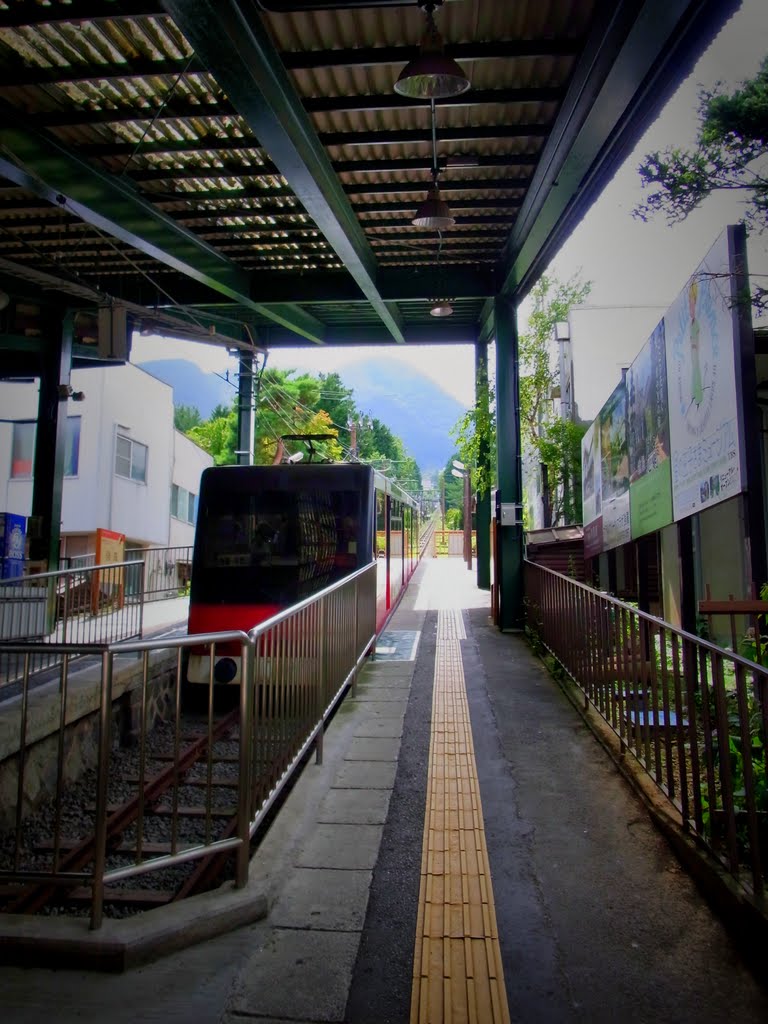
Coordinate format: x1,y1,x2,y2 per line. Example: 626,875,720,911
130,0,767,411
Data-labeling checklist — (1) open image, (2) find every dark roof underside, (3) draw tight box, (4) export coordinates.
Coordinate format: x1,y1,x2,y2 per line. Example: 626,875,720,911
0,0,737,351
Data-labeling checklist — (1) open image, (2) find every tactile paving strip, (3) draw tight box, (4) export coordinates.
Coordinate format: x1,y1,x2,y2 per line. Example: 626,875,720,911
410,609,511,1023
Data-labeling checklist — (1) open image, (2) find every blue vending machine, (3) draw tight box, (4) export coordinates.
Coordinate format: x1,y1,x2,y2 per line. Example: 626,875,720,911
0,513,26,579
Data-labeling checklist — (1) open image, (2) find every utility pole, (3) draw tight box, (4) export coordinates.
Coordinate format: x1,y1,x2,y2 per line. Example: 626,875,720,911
441,472,446,547
349,418,358,459
452,461,471,571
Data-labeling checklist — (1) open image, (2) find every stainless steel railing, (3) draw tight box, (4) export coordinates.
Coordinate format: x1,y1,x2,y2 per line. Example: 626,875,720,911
0,560,377,928
0,561,144,689
125,545,193,603
525,559,768,899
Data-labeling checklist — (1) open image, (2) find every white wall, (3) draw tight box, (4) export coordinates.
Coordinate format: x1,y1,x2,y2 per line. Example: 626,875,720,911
169,431,211,548
568,305,667,423
0,380,36,519
0,363,212,550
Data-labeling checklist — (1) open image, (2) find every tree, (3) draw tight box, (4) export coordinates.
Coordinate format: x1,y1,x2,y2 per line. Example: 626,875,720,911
634,56,768,310
441,456,465,524
316,372,357,452
519,274,591,525
450,381,496,498
452,274,591,526
174,404,202,433
186,408,237,465
357,417,422,494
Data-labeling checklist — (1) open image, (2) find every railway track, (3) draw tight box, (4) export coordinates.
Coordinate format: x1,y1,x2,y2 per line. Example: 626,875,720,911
1,708,244,916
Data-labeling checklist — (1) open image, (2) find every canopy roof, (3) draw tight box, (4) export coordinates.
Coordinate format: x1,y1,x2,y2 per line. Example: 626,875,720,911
0,0,736,352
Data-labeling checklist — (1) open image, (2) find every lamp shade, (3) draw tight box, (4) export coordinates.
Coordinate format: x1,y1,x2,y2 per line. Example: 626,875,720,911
394,10,470,100
394,51,470,100
412,184,455,229
430,300,454,317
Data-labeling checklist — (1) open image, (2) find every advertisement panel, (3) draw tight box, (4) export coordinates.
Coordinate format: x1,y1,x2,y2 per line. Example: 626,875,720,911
581,420,603,558
628,320,673,538
665,230,744,520
92,528,126,613
0,513,26,579
599,381,630,551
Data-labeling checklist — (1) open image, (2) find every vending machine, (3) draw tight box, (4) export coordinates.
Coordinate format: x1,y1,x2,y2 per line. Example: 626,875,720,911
0,513,26,579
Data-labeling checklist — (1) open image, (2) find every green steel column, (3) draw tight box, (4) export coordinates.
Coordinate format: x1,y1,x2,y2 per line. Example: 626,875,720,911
236,349,255,466
474,339,491,590
494,296,524,630
29,309,73,571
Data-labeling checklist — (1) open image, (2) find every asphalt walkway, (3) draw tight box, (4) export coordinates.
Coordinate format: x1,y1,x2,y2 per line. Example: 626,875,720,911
2,558,767,1023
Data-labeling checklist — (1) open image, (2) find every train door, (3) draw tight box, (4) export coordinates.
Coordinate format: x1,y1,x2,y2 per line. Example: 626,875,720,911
375,488,388,624
390,498,404,608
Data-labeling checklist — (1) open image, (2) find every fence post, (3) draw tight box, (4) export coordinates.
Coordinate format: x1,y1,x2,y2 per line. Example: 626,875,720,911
316,601,326,764
236,638,253,889
352,578,360,698
91,649,113,930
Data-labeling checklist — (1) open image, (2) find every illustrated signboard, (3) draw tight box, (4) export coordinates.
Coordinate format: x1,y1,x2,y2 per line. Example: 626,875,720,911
599,380,630,552
628,320,673,538
581,420,603,558
92,527,126,613
665,229,744,520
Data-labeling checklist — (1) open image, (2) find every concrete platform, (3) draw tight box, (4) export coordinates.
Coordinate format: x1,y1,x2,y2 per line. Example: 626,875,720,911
2,558,767,1023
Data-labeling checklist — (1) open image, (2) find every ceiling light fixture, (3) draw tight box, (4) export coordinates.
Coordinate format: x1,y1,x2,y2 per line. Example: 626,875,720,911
412,97,456,229
412,181,455,229
430,300,454,317
428,230,453,317
394,1,470,101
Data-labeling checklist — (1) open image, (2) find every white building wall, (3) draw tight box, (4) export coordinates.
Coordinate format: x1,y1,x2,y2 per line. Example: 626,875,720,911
100,365,174,546
0,363,212,552
0,380,36,518
169,431,211,548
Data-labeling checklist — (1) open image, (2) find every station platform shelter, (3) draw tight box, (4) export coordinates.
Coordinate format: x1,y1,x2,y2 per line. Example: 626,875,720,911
2,556,766,1024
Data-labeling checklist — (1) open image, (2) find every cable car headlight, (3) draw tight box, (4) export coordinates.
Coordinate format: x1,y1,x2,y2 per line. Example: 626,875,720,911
214,657,238,684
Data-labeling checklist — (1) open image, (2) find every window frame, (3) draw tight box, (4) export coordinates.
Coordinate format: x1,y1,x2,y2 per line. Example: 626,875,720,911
115,432,148,484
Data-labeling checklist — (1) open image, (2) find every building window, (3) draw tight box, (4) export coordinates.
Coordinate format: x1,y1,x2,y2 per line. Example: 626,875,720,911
115,433,147,483
171,483,197,524
64,417,81,477
11,416,81,479
11,421,35,478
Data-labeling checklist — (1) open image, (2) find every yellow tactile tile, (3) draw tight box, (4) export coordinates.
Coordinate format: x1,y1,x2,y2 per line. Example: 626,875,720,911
411,611,511,1024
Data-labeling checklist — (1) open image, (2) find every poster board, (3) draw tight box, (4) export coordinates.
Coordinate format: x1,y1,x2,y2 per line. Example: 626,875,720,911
628,320,673,538
92,528,126,613
581,226,747,555
665,230,745,521
581,420,603,558
599,380,631,552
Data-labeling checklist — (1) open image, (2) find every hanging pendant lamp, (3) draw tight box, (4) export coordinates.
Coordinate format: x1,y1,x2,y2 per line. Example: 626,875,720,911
430,300,454,317
394,2,470,101
412,181,455,229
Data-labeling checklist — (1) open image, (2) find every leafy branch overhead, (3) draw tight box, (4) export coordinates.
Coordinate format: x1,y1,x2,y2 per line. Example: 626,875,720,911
634,56,768,309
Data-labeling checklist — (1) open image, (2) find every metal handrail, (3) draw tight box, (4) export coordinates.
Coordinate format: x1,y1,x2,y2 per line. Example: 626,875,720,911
1,562,379,928
524,558,768,900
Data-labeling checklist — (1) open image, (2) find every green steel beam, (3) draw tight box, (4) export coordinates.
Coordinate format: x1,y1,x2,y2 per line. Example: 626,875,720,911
0,39,580,87
494,296,524,630
475,339,491,591
25,88,563,128
261,323,477,347
0,1,158,26
280,38,582,70
162,0,403,344
498,0,739,301
0,121,326,343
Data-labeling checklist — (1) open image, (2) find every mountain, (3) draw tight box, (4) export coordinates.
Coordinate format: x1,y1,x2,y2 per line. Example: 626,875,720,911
137,356,466,473
137,359,235,418
337,359,465,473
